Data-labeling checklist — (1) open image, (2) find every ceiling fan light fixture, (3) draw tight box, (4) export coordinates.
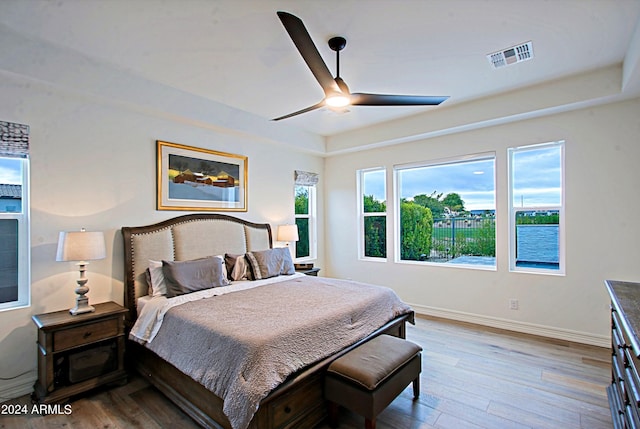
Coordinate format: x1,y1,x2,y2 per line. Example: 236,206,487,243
325,93,351,108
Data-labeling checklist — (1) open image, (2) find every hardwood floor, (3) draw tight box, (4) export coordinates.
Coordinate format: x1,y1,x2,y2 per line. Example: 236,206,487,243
0,316,612,429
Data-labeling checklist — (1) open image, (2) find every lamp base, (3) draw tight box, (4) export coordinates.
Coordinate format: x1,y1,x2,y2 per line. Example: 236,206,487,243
70,278,95,315
70,295,95,315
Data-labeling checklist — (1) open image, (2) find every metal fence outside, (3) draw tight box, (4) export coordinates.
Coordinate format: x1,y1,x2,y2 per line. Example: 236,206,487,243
429,216,496,262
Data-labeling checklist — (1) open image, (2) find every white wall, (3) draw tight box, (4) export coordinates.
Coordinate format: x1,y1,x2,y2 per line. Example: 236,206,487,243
325,97,640,345
0,71,324,400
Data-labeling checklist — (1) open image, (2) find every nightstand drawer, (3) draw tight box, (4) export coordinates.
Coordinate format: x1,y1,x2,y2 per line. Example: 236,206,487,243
53,318,119,351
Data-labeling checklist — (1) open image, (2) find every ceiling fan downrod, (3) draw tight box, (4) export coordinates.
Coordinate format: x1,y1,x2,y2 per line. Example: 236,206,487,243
328,36,346,79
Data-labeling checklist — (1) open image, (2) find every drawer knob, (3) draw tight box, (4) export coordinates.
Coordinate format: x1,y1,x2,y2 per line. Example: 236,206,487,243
83,332,92,339
284,405,291,414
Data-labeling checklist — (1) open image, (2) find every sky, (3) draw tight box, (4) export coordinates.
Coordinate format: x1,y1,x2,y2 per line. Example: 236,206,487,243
511,145,562,208
0,158,22,184
398,158,496,211
364,145,562,211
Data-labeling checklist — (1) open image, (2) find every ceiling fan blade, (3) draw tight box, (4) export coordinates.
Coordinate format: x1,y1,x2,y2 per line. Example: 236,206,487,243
277,11,341,96
272,100,326,121
351,93,449,106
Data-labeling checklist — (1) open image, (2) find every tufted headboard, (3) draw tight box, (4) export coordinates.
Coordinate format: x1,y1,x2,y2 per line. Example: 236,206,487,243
122,214,272,324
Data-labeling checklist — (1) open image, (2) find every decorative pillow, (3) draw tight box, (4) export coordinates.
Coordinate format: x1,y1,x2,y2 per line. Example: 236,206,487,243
162,256,230,298
224,253,252,281
146,259,168,297
245,248,295,280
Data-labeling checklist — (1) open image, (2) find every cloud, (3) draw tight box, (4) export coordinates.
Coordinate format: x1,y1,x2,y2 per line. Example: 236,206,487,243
512,145,562,206
398,158,496,209
512,187,562,207
0,159,22,184
362,170,386,201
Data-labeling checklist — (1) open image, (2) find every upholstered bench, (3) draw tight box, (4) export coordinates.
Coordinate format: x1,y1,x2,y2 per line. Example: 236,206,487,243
324,334,422,429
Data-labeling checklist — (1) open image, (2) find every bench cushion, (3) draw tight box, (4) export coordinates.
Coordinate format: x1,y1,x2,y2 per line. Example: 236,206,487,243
327,334,422,390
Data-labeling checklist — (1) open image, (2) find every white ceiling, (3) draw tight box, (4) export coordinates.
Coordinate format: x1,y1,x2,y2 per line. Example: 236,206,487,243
1,0,639,138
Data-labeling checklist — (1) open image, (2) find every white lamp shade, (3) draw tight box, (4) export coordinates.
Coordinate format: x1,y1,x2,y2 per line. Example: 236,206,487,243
56,230,106,262
277,224,299,242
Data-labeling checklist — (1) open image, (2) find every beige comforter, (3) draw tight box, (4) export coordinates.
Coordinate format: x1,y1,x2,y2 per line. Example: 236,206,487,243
146,275,412,429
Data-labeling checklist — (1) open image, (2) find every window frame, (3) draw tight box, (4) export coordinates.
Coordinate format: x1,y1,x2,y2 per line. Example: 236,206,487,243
0,156,30,312
294,184,316,262
358,167,387,261
508,141,565,275
393,152,497,269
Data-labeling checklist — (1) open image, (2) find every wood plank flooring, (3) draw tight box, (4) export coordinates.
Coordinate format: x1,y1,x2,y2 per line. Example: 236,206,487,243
0,315,613,429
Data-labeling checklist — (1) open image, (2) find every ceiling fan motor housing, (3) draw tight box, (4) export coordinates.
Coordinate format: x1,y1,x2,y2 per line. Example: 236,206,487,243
328,36,347,52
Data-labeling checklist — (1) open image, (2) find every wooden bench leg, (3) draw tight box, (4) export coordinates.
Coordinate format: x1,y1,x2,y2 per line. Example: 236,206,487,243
327,400,339,428
365,417,376,429
413,376,420,399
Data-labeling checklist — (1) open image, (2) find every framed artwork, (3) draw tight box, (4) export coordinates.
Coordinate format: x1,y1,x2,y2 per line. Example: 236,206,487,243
157,140,247,211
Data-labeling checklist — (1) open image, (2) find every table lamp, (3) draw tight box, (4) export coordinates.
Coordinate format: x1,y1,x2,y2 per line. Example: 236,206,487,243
56,229,106,315
277,224,299,245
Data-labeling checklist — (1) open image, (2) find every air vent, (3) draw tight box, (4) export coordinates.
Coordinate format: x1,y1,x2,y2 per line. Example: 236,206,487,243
487,41,533,69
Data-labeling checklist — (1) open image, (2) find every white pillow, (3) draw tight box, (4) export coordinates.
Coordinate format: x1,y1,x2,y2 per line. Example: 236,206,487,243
231,255,250,281
148,260,167,297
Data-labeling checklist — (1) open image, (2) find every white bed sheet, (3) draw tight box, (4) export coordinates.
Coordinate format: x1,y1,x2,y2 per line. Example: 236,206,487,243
130,272,306,344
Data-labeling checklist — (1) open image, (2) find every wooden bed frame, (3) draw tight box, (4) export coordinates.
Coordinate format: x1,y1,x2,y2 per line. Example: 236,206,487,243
122,214,413,429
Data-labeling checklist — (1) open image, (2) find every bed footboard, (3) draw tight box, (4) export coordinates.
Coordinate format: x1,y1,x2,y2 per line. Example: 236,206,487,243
128,312,413,429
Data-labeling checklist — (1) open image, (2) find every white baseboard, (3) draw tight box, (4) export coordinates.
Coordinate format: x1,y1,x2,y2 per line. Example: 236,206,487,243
408,303,610,348
0,374,36,402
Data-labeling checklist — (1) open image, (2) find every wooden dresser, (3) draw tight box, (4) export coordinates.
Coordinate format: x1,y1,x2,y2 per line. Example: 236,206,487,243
606,280,640,429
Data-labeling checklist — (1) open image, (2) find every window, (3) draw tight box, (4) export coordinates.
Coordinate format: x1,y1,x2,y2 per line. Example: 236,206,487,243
359,168,387,259
395,154,496,267
508,141,564,273
0,120,30,311
294,185,316,260
293,170,318,261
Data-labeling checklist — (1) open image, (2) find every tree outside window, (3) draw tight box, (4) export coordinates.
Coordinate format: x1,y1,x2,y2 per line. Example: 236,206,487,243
395,155,496,267
360,168,386,259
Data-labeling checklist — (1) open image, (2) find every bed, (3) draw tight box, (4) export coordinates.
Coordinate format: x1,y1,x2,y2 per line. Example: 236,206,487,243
122,214,414,429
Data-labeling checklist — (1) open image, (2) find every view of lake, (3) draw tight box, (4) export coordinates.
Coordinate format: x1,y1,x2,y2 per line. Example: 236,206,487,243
445,223,560,269
516,224,559,263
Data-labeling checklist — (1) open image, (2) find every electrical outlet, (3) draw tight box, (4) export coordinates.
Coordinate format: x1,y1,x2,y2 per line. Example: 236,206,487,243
509,299,519,310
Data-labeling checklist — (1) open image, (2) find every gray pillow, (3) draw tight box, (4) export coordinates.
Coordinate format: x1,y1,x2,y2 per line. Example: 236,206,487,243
162,256,229,297
245,248,295,280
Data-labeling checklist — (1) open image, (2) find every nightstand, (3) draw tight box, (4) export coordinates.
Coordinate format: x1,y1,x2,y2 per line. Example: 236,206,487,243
296,267,320,276
32,301,128,403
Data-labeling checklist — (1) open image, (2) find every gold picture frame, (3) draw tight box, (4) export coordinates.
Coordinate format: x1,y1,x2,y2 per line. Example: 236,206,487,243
157,141,247,211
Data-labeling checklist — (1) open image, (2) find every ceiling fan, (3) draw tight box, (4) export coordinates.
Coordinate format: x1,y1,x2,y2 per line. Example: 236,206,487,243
273,11,449,121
